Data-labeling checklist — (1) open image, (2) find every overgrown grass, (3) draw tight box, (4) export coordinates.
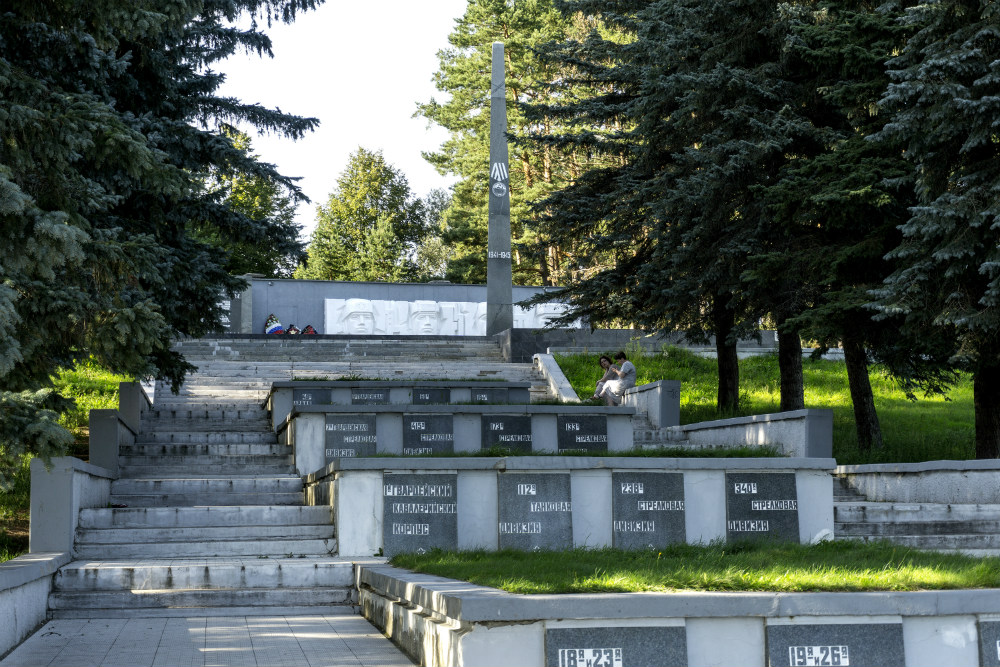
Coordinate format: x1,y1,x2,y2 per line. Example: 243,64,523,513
0,361,129,563
555,347,975,464
390,542,1000,593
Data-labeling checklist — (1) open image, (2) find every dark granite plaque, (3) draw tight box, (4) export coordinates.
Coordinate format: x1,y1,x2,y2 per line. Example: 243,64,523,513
497,473,572,550
471,387,509,404
324,414,377,461
557,415,608,453
979,621,1000,667
403,414,454,455
767,623,904,667
293,387,331,407
413,387,451,404
546,626,686,667
351,388,389,405
481,414,532,453
725,472,799,542
382,473,457,557
611,472,685,549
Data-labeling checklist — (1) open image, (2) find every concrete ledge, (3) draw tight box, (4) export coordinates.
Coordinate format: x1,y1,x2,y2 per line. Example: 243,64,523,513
290,404,633,416
359,564,1000,667
671,409,833,458
532,353,579,403
0,552,71,658
623,380,680,427
836,461,1000,503
29,458,114,554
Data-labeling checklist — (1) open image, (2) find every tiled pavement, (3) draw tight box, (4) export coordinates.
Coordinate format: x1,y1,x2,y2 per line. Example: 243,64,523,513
0,613,414,667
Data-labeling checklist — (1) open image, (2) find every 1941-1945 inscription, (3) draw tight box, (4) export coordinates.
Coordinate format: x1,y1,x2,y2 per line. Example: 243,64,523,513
725,472,799,542
382,473,457,557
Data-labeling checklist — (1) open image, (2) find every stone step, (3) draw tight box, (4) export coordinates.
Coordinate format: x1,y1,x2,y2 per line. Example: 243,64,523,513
79,505,326,528
834,502,1000,524
117,463,296,477
53,558,354,591
119,454,291,468
840,534,1000,550
106,492,304,506
140,418,271,432
837,520,1000,537
48,586,351,611
833,476,867,502
76,523,334,545
121,443,288,457
73,536,336,559
133,431,278,444
144,408,268,420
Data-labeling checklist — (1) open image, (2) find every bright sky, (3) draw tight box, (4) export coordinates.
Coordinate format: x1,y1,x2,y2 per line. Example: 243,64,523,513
217,0,469,240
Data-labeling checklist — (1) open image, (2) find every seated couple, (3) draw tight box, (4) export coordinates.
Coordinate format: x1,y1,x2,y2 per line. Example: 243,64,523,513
592,351,636,406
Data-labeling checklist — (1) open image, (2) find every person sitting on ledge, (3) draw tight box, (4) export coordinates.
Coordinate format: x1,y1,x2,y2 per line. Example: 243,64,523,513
591,355,618,400
597,351,636,406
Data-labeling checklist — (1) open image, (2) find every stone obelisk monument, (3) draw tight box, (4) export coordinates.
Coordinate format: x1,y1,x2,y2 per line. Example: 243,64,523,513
486,41,514,335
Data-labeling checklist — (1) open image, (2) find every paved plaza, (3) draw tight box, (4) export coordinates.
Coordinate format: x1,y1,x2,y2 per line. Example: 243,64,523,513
1,613,413,667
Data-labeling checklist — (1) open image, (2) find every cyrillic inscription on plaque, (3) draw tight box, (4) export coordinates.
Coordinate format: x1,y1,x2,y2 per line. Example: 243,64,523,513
978,621,1000,667
497,473,571,550
293,388,330,407
611,472,685,548
767,623,903,667
412,387,450,404
481,414,532,453
324,414,377,461
557,415,608,453
471,387,509,404
545,626,686,667
403,414,454,455
382,473,457,557
725,472,799,542
351,389,388,405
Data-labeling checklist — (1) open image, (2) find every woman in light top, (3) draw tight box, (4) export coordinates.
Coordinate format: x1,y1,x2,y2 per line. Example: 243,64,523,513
598,351,637,405
590,355,618,400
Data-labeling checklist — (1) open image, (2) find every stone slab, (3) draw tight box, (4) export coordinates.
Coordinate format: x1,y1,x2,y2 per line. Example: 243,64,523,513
413,387,451,404
293,387,330,407
382,473,458,558
726,472,799,542
352,389,389,405
611,472,685,549
403,414,455,455
325,414,377,461
981,621,1000,667
498,473,572,551
470,387,509,404
482,415,533,453
766,622,904,667
557,415,608,453
544,626,686,667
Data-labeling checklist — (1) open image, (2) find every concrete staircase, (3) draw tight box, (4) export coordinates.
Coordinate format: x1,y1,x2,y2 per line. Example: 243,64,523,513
48,391,352,619
833,476,1000,555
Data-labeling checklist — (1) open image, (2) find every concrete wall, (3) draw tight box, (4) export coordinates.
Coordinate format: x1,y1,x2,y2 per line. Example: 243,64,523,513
623,380,681,428
307,457,834,557
663,409,834,458
358,564,999,667
29,458,114,554
0,552,71,659
837,460,1000,503
532,354,579,403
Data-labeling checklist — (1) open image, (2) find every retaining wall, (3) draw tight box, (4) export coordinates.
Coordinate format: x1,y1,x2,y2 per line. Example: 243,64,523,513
665,410,833,458
0,552,71,659
837,460,1000,503
29,458,114,554
358,564,1000,667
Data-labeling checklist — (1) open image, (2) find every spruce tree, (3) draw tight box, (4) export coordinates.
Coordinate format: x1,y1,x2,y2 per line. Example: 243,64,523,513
0,0,320,483
875,0,1000,458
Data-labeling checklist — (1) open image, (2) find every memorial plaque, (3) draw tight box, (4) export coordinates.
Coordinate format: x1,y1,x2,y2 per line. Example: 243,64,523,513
470,387,509,404
351,389,389,405
382,473,457,557
324,414,377,461
413,387,451,404
481,414,532,453
497,473,572,550
546,626,686,667
611,472,685,549
725,472,799,542
767,623,904,667
293,387,331,407
403,414,454,455
979,621,1000,667
557,415,608,453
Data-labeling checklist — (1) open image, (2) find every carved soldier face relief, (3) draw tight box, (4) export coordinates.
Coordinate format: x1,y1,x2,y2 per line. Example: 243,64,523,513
342,299,375,334
409,301,441,335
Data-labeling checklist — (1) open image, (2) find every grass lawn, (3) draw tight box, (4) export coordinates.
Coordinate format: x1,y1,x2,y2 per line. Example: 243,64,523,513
390,542,1000,593
0,361,129,562
556,347,975,465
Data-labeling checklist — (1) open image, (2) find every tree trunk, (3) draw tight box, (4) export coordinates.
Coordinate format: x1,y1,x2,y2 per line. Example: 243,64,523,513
843,335,882,450
713,306,739,413
974,361,1000,459
778,328,804,412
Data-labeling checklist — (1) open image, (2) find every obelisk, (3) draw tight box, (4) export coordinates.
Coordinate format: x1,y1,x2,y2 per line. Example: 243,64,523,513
486,41,514,335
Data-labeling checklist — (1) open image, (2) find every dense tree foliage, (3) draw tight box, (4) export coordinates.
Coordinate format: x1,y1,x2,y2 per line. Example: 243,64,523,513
0,0,320,483
296,148,426,282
